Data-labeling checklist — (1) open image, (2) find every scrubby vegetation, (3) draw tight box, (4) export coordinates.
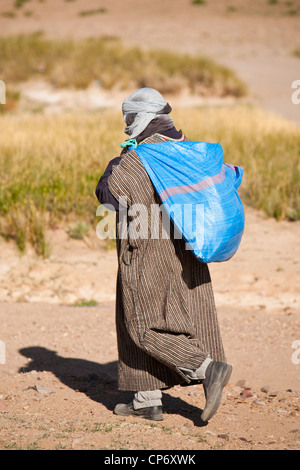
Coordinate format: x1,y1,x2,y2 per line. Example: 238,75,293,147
0,34,247,96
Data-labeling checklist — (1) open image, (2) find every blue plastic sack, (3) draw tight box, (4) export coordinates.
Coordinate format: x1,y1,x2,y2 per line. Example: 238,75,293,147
135,140,245,263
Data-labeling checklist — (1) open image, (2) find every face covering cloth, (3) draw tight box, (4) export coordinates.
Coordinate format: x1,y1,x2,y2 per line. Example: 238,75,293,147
122,88,174,139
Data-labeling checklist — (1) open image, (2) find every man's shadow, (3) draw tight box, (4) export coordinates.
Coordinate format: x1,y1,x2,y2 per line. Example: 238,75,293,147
18,346,207,427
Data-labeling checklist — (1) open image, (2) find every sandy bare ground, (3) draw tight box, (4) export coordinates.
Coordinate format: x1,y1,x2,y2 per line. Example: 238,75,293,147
0,207,299,450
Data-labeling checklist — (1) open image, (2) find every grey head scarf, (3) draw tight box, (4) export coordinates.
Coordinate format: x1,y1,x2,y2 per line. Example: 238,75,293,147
122,88,174,140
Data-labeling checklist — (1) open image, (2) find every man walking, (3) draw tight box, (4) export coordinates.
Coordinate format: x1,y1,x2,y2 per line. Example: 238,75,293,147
95,88,232,422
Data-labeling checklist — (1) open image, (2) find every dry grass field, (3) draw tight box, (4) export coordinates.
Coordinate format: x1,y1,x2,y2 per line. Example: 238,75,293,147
0,106,299,255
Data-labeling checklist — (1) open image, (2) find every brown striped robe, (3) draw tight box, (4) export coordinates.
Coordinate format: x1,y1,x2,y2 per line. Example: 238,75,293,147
108,133,226,391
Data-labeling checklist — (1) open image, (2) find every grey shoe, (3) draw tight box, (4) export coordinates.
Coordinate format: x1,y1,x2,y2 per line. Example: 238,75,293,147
201,361,232,422
114,402,164,421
